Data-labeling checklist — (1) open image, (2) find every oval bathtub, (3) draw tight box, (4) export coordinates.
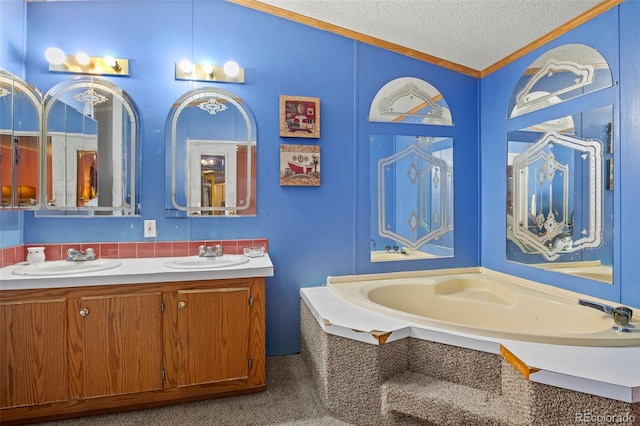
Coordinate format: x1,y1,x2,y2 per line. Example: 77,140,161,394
327,269,639,347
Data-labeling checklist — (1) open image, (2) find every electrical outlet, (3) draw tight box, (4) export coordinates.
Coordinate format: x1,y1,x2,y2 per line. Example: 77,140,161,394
144,220,157,238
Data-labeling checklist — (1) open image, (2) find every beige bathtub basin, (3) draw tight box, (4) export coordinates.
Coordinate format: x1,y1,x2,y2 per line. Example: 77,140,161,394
328,269,639,347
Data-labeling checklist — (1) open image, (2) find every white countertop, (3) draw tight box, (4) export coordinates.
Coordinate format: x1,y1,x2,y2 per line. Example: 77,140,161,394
300,286,640,403
0,254,274,291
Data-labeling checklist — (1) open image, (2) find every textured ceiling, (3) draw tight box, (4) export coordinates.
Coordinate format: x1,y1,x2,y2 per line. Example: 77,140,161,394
254,0,604,72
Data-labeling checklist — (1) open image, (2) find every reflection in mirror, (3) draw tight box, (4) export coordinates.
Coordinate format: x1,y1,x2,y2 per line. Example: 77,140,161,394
507,105,613,283
167,87,256,216
509,44,612,118
370,135,453,261
0,70,42,209
368,77,453,126
38,77,140,215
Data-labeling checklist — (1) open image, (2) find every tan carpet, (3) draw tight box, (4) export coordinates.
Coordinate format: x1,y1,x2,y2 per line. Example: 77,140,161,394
38,355,352,426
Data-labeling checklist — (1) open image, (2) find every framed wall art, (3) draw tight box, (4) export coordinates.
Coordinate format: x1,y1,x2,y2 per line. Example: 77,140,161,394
280,144,320,186
279,95,320,138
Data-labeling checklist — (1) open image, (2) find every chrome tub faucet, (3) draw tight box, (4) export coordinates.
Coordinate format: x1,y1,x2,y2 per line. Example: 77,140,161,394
578,299,634,332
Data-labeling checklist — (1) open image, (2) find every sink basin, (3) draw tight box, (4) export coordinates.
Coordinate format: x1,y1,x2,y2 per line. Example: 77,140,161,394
164,255,250,270
12,259,122,277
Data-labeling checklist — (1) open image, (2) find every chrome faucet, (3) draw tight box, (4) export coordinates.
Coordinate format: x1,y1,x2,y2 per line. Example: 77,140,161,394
198,244,223,257
578,299,634,332
66,247,96,261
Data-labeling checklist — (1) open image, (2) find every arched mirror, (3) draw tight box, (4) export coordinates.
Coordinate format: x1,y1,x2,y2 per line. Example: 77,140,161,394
0,69,42,209
506,43,613,284
166,87,256,216
368,77,453,126
508,44,612,118
38,76,140,216
368,77,454,262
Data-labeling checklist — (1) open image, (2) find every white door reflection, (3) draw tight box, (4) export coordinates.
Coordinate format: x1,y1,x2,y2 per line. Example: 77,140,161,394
187,140,236,216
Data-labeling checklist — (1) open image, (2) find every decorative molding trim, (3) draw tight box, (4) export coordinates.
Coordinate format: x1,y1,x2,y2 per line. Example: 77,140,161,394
228,0,622,78
482,0,623,77
227,0,480,77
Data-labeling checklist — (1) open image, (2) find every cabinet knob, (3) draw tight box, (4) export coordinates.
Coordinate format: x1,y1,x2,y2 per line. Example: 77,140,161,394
79,308,89,317
178,301,187,310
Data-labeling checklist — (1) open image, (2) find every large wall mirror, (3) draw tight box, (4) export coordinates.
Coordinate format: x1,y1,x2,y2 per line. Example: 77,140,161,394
0,69,42,209
368,77,454,262
370,135,454,261
506,43,613,284
166,87,256,217
37,76,140,216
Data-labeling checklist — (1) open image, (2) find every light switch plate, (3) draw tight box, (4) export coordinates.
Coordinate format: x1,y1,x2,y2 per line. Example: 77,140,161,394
144,220,157,238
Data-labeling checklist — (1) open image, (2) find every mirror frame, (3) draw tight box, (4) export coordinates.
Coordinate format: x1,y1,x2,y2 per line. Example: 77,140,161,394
40,76,140,215
0,69,42,209
167,87,256,215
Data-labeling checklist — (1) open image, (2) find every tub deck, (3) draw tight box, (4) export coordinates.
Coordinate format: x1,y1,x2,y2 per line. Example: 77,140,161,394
300,267,640,403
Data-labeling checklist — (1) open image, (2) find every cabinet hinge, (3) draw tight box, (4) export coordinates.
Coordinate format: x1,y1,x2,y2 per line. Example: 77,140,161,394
249,296,253,307
248,358,253,369
161,300,165,312
162,368,166,380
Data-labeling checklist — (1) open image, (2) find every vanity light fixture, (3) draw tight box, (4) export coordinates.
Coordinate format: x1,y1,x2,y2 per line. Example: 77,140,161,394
175,60,244,83
45,47,129,76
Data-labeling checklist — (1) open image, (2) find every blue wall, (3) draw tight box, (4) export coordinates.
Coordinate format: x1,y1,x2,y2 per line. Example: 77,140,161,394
2,0,637,355
618,0,640,308
0,0,26,78
481,4,640,308
4,0,479,356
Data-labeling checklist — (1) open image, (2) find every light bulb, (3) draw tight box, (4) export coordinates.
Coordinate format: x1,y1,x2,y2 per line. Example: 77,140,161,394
179,60,194,74
203,64,214,75
45,47,66,65
76,52,91,66
223,61,240,77
104,56,121,71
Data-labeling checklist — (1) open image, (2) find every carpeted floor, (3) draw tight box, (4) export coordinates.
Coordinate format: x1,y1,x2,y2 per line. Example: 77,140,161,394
37,355,352,426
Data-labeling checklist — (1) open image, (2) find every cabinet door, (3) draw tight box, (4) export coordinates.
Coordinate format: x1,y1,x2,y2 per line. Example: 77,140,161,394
1,298,68,408
69,292,163,399
176,287,251,387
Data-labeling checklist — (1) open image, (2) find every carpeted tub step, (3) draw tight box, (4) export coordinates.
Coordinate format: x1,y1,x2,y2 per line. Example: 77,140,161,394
381,371,523,426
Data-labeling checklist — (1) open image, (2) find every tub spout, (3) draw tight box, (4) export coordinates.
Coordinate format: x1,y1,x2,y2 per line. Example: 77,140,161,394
578,299,616,316
578,299,633,332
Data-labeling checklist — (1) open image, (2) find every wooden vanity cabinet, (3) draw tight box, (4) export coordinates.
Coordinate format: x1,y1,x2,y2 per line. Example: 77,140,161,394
68,292,164,399
0,298,68,408
0,277,266,425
